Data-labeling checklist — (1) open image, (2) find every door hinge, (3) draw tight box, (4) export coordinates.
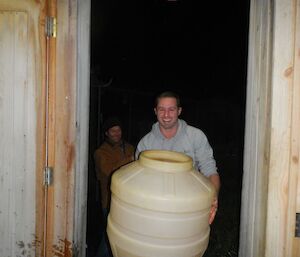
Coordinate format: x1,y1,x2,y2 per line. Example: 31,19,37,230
44,166,53,186
45,16,57,38
295,213,300,237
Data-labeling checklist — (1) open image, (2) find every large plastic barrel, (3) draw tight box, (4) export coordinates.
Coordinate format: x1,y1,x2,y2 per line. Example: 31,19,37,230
107,150,215,257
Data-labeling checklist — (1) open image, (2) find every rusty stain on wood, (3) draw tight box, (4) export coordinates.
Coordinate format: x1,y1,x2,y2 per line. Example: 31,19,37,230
52,238,72,257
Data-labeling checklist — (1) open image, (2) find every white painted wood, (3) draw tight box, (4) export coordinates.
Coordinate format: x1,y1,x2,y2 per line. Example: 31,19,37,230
73,0,91,256
0,11,36,256
239,1,273,256
0,1,91,256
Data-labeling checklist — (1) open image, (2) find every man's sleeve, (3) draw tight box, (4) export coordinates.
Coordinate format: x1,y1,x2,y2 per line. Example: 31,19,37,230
194,132,218,177
135,141,143,160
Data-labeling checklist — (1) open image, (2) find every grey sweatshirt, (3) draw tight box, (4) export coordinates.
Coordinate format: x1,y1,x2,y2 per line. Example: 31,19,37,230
135,119,218,177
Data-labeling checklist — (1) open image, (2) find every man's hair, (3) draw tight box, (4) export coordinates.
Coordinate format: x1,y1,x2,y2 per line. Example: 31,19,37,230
155,91,181,108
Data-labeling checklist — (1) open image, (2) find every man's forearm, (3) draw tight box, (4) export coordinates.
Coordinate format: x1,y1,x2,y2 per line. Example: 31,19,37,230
209,173,221,195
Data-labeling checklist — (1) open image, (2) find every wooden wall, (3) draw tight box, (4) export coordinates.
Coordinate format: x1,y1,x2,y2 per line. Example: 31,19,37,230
240,0,300,256
0,0,90,256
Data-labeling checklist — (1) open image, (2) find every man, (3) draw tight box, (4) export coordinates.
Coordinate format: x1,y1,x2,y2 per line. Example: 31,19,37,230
94,116,134,257
135,91,220,224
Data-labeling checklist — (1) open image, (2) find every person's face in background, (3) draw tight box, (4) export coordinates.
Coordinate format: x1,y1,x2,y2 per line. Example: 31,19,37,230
106,125,122,143
154,97,182,130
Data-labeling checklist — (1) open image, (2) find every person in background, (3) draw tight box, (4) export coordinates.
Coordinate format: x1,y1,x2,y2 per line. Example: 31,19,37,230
94,116,134,257
135,91,221,225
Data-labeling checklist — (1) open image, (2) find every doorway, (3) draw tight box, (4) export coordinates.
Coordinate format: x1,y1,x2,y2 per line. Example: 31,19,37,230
87,1,251,256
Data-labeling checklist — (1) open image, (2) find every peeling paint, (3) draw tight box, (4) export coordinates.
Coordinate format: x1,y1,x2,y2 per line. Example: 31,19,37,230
17,241,25,248
15,236,38,257
52,238,73,257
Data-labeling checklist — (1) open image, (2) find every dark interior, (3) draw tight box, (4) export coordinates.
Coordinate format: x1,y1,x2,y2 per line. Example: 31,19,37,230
87,1,250,256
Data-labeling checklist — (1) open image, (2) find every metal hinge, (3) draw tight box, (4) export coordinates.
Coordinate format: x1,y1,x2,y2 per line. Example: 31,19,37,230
45,16,57,38
295,213,300,237
44,166,53,186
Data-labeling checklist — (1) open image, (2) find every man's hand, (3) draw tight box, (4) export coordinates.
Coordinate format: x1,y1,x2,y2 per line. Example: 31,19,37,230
208,173,220,225
209,197,218,225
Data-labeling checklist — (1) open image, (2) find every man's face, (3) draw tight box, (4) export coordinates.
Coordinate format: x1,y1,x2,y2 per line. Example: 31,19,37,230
154,97,182,130
106,125,122,143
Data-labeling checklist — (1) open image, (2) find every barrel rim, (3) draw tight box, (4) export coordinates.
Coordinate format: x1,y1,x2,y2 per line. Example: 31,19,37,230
139,150,193,172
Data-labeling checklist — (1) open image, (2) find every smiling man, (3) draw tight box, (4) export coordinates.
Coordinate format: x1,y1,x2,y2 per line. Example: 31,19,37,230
135,91,221,225
94,116,134,257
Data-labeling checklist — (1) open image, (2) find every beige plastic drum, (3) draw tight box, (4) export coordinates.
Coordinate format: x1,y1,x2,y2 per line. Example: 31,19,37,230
107,150,215,257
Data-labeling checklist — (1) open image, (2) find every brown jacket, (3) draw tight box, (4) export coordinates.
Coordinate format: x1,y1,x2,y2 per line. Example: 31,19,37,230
94,140,134,209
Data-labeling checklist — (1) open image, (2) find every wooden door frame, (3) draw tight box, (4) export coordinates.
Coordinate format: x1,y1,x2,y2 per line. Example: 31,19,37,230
44,0,91,256
239,0,300,256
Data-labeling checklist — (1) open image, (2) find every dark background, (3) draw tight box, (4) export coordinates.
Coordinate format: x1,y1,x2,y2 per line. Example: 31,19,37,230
87,1,250,256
